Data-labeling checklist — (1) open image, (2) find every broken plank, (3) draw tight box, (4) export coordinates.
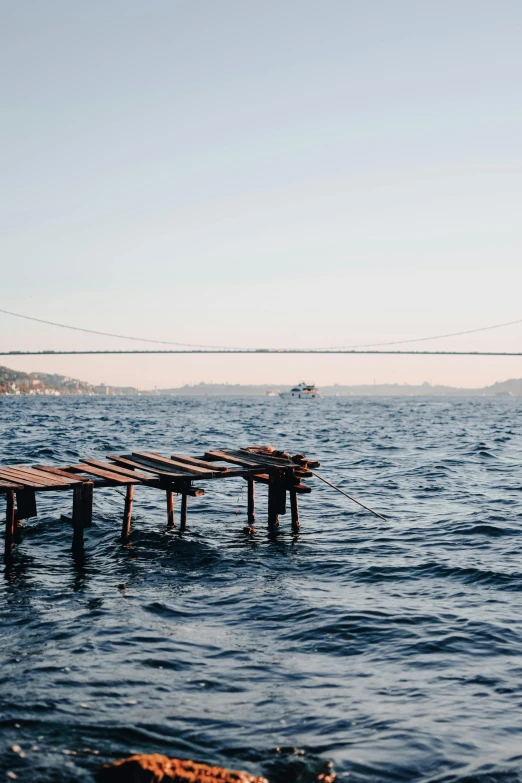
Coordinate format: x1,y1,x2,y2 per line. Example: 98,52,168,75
80,458,156,482
108,455,191,479
113,454,203,478
169,453,228,471
132,452,215,477
237,448,295,466
68,464,142,485
203,450,279,470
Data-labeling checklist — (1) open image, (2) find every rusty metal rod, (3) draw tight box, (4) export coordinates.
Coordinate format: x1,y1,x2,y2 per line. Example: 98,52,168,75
310,470,387,521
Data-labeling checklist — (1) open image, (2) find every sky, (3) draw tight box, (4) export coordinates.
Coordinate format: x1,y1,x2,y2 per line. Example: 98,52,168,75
1,0,522,389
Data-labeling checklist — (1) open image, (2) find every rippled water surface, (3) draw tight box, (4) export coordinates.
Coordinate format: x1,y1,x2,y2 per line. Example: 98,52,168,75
2,395,522,782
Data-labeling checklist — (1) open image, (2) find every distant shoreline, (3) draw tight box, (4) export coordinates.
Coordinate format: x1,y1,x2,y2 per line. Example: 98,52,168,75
2,364,522,397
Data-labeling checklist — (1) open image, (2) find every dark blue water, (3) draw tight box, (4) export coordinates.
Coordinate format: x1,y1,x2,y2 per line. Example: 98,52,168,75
2,396,522,782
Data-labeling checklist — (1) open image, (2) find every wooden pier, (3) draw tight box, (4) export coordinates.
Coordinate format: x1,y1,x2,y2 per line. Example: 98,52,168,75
1,446,319,558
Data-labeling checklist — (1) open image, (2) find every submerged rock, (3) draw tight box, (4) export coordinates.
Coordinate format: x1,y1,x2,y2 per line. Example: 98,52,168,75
97,753,268,783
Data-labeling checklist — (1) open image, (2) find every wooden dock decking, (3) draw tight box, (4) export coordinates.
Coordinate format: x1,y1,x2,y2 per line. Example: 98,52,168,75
1,446,319,557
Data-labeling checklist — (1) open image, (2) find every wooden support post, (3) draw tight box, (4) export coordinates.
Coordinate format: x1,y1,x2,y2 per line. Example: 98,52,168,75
4,490,15,558
70,481,93,548
166,490,175,529
121,484,134,539
290,488,300,532
247,479,255,524
72,485,84,549
81,483,93,527
267,478,280,529
180,492,188,533
15,488,37,524
277,484,287,516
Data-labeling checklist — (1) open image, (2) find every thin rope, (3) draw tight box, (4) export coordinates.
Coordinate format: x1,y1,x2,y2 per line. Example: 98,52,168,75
235,484,245,515
310,470,387,521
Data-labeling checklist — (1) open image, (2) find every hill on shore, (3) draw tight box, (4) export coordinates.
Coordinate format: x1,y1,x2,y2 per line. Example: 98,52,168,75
148,379,522,397
2,366,522,397
0,366,138,395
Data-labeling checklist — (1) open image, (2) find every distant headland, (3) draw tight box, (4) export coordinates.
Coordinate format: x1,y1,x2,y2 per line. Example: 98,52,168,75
2,365,522,397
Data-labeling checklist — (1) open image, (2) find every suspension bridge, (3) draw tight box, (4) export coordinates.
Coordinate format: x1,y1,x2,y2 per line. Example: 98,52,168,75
1,309,521,357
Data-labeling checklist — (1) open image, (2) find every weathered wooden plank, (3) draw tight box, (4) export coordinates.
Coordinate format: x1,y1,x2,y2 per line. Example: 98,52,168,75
68,464,141,485
33,465,93,483
204,450,272,469
0,479,24,492
108,455,191,479
0,465,81,489
80,458,156,482
9,465,81,487
235,454,313,479
132,452,214,478
169,453,228,471
116,456,214,483
0,467,60,487
237,449,311,476
238,448,294,466
0,468,55,488
239,448,317,473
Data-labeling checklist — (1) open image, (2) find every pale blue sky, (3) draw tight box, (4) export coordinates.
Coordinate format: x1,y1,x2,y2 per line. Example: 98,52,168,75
1,1,521,388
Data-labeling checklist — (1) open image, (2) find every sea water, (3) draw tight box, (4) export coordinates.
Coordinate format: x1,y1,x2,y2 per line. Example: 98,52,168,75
1,395,522,782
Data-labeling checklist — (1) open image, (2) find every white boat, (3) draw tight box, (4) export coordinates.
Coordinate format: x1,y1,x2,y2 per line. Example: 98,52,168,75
280,382,320,399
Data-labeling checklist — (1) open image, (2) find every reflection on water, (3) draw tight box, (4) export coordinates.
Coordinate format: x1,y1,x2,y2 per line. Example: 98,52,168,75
1,395,522,782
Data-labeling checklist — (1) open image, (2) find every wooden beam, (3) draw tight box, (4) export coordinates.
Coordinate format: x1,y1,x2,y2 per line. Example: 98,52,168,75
247,479,255,524
245,474,312,493
166,490,175,529
0,479,24,492
161,483,204,497
4,490,15,558
290,488,300,532
15,488,37,521
267,478,280,529
180,493,188,532
121,485,134,539
71,482,93,547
